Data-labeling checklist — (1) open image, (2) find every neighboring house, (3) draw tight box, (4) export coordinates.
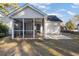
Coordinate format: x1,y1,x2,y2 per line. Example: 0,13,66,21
77,24,79,31
0,12,13,34
0,3,62,39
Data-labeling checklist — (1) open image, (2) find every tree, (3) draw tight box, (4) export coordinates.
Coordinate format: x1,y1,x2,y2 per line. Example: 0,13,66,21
0,22,9,36
65,20,75,31
0,3,8,15
0,3,19,15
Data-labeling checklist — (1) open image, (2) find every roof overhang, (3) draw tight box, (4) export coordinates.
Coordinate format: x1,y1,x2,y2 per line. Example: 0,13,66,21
8,3,47,17
47,15,63,22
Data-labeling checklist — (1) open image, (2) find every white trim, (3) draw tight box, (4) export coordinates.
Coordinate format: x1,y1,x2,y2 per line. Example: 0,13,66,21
23,18,24,39
44,16,47,38
14,30,34,31
9,3,47,17
12,20,14,39
12,18,45,39
33,18,35,38
12,37,42,39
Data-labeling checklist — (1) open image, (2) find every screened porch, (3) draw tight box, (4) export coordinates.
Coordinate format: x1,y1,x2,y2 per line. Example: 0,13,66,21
12,18,44,39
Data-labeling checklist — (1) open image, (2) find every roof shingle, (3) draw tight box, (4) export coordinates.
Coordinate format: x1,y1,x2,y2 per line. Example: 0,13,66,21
47,15,62,22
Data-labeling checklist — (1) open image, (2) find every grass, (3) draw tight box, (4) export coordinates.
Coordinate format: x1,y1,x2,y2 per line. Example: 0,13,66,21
0,37,79,56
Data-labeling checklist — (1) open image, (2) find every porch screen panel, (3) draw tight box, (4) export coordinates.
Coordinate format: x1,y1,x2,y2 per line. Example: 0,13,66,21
35,18,44,38
14,19,23,38
24,19,33,38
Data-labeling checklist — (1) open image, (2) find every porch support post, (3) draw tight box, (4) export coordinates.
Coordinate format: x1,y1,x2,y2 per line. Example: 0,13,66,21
40,19,43,38
23,18,24,39
12,20,14,39
44,16,47,38
40,23,43,34
42,19,44,38
33,18,35,38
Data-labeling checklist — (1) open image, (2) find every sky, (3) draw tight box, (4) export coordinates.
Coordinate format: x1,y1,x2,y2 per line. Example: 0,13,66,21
8,3,79,23
30,3,79,23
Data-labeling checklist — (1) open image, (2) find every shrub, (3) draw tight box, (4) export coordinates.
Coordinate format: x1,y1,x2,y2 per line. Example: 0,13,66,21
0,22,9,37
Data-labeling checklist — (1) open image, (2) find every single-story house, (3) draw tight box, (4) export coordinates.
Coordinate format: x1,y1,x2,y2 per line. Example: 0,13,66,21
0,12,13,34
0,3,62,39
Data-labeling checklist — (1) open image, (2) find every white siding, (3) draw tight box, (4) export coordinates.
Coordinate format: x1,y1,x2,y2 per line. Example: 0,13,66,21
5,17,13,35
45,21,60,34
12,7,44,18
78,26,79,31
0,13,4,17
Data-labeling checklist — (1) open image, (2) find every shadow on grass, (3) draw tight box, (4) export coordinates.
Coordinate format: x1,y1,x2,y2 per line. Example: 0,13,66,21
61,32,79,39
24,39,79,56
0,38,79,56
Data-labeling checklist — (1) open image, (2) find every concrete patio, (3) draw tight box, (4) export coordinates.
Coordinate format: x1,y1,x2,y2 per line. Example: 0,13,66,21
45,32,79,39
45,34,72,39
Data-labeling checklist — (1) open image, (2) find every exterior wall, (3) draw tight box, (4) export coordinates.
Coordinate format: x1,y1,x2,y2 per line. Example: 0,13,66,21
0,16,61,36
78,26,79,31
12,7,44,18
45,21,61,35
75,21,79,30
0,9,61,39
